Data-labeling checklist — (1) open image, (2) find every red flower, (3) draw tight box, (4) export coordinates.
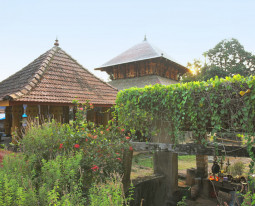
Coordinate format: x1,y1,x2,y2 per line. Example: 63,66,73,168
116,153,119,155
125,136,130,140
74,144,80,149
121,128,125,132
79,107,83,111
129,146,133,151
91,165,99,171
59,144,63,149
106,128,109,131
93,135,97,139
116,157,122,161
100,131,104,134
85,138,88,142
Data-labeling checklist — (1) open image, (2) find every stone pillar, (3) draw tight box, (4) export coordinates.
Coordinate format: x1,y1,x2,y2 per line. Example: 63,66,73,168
122,149,133,193
196,155,208,178
11,105,24,143
153,151,178,204
4,106,12,135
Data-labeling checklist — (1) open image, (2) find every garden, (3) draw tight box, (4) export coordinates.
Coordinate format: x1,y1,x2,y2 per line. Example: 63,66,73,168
1,75,255,205
0,102,133,206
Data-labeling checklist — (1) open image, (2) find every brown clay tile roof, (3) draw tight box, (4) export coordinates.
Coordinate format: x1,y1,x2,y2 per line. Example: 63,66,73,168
0,47,117,105
95,39,188,72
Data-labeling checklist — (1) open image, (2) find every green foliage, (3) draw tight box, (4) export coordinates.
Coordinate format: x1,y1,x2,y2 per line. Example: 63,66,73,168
116,74,255,187
133,153,153,168
241,191,255,206
177,196,187,206
230,161,245,176
205,38,255,78
182,38,255,82
0,101,132,205
182,59,203,82
89,173,133,206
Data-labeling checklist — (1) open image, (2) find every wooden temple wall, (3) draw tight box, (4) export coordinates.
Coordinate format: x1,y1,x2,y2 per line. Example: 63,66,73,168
112,59,179,80
87,107,110,127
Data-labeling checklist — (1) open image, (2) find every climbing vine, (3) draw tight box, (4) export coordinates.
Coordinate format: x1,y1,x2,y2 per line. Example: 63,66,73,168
115,74,255,180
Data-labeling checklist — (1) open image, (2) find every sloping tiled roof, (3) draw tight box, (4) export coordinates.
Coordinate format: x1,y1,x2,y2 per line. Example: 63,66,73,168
109,75,178,91
96,39,187,71
0,46,117,105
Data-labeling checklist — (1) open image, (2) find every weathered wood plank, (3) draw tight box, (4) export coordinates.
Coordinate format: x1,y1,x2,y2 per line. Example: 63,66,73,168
131,142,255,157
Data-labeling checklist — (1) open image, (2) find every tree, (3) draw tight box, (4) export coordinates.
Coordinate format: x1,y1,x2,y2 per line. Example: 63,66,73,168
182,38,255,82
203,38,255,80
181,59,203,82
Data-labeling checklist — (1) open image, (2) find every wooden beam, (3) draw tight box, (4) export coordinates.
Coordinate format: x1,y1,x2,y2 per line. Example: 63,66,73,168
131,142,254,158
9,101,114,107
0,101,10,106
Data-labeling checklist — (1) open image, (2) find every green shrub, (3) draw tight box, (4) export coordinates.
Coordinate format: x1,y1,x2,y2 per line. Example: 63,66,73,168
89,173,133,206
0,101,132,205
230,161,245,176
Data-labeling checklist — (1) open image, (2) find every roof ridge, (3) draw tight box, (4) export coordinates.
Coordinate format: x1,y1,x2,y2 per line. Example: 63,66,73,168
6,47,58,100
59,48,118,92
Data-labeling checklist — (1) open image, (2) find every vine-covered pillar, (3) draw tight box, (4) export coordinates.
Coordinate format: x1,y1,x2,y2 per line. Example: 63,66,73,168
153,151,178,204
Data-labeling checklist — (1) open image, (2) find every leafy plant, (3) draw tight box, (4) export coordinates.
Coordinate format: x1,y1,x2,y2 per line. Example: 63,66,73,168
115,74,255,188
0,101,133,205
177,196,187,206
89,173,133,206
230,161,245,176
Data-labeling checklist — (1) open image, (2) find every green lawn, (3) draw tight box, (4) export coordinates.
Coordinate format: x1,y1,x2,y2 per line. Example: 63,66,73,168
132,153,196,170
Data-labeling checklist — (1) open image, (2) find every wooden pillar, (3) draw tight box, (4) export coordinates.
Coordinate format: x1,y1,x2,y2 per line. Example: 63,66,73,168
11,105,24,143
4,106,12,135
63,106,69,124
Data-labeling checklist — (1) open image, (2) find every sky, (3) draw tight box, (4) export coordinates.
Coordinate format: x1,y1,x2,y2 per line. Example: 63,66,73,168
0,0,255,82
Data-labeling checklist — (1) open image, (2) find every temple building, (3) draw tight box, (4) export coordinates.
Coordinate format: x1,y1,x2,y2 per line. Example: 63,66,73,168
95,37,190,90
0,40,117,139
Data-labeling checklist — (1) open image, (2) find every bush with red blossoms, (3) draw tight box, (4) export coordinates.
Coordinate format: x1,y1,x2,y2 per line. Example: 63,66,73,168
20,100,133,189
0,100,134,205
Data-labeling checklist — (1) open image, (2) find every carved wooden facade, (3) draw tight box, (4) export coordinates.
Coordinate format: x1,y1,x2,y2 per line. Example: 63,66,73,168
108,58,180,81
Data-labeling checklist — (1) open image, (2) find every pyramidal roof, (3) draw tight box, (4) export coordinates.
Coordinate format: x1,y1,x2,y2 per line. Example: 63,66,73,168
96,38,186,70
0,43,117,105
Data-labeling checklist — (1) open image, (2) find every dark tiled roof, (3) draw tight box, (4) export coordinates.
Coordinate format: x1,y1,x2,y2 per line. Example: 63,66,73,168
109,75,178,91
96,40,187,71
0,47,117,105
